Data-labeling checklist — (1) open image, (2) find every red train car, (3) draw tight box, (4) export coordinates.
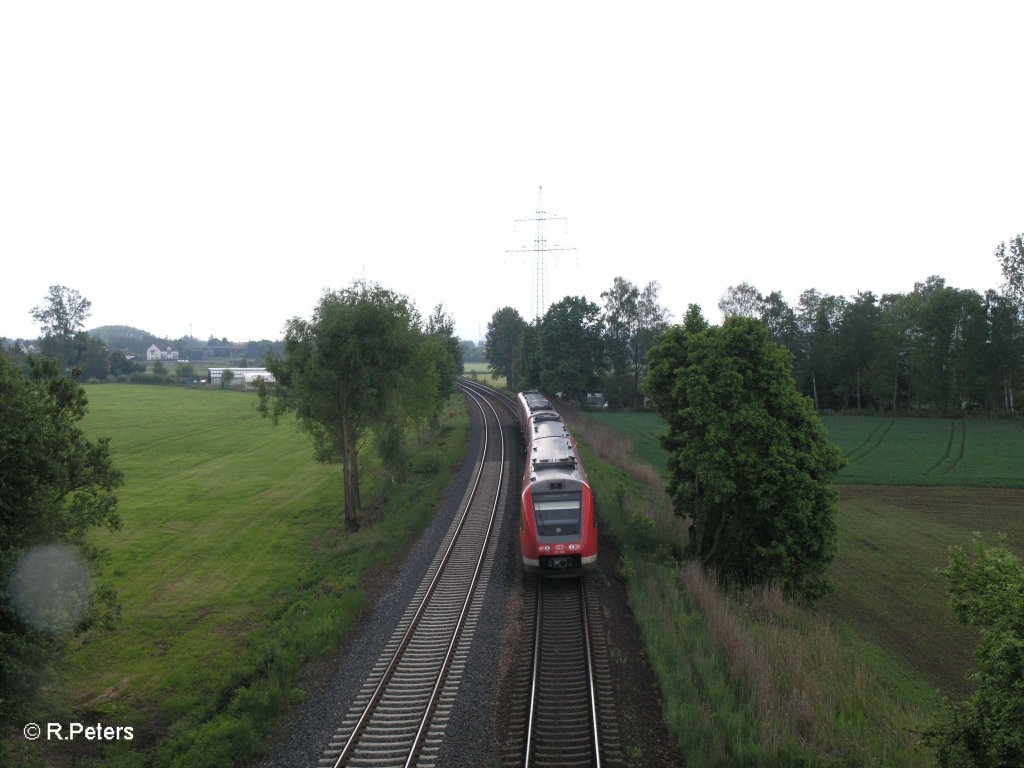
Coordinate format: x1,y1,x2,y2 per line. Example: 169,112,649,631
516,390,597,574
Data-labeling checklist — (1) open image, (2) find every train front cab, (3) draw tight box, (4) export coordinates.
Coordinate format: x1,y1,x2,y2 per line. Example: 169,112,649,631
520,477,597,575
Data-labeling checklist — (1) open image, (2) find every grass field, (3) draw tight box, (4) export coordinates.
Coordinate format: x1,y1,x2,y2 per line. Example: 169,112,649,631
71,387,338,715
25,384,468,768
461,362,507,390
568,414,933,764
575,408,1024,764
588,410,1024,487
824,485,1024,698
822,415,1024,487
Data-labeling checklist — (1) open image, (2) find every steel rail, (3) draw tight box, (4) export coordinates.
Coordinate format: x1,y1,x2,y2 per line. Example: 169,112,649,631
329,384,500,768
523,577,543,767
523,577,603,768
580,578,602,768
402,383,506,767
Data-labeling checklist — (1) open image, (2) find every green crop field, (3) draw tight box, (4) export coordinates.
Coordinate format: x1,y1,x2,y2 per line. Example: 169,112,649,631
29,384,468,768
822,415,1024,487
588,410,1024,488
581,409,1024,700
570,408,1024,763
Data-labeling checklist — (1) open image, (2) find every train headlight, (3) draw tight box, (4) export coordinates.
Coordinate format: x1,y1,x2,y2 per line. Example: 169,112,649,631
544,545,551,551
568,544,577,550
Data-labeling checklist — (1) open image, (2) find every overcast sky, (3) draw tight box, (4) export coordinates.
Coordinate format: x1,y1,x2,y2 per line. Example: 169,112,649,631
3,2,1022,344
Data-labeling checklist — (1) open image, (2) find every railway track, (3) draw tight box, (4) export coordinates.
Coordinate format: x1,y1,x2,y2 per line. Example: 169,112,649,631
317,382,510,768
464,380,622,768
522,575,621,768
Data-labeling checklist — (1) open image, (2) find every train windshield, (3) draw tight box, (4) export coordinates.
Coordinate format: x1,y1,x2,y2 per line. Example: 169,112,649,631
532,491,581,536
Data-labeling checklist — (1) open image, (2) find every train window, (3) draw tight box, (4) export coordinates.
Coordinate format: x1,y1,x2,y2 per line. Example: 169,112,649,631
533,491,581,536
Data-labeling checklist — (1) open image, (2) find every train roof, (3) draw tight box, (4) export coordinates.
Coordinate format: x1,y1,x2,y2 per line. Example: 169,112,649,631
521,390,554,414
529,417,581,480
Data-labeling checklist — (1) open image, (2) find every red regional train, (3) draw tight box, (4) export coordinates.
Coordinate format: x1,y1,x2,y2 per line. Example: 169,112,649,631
516,390,598,574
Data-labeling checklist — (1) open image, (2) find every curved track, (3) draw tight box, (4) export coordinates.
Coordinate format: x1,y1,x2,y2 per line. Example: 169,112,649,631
317,383,510,768
466,380,623,768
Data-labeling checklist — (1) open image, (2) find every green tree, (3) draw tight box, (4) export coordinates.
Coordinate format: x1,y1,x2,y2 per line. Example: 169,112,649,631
925,535,1024,766
0,356,122,731
908,278,987,414
30,285,91,340
718,281,765,319
644,310,844,601
837,291,882,410
108,350,139,376
485,306,529,389
983,290,1023,413
517,320,542,391
760,290,800,359
425,304,462,405
802,292,846,411
79,336,111,380
30,285,92,370
537,295,605,402
600,277,669,407
995,233,1024,311
259,283,423,532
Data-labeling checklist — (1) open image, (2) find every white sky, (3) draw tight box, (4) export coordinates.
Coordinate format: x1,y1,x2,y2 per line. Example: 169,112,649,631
2,2,1022,344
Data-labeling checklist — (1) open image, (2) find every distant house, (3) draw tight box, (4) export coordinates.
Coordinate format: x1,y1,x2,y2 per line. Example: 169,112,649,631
146,344,180,361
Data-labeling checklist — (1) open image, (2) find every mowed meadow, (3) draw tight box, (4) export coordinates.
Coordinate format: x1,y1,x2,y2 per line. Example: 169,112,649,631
580,408,1024,764
39,385,468,768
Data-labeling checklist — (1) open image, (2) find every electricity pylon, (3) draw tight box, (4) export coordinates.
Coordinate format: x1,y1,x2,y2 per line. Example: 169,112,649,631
506,186,577,320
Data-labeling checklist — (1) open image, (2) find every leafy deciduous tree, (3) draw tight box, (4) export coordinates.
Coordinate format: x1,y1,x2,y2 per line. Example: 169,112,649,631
537,296,605,402
925,535,1024,767
0,356,122,729
30,286,93,370
30,285,92,340
259,283,424,532
485,306,529,390
718,281,765,319
601,277,669,407
644,310,843,601
995,234,1024,311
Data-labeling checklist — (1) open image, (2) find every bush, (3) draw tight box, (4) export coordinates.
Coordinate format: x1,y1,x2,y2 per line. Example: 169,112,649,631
129,372,173,385
924,534,1024,766
411,448,445,475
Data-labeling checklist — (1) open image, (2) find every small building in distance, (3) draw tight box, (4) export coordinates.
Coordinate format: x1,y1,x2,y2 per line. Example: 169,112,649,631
146,344,179,361
208,367,275,390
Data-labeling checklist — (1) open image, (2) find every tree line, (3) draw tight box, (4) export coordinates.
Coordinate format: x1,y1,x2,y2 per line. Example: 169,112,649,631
485,235,1024,417
719,275,1022,416
2,285,288,381
484,276,670,408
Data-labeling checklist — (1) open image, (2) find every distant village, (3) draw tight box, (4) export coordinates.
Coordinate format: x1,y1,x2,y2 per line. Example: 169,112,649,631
3,326,487,390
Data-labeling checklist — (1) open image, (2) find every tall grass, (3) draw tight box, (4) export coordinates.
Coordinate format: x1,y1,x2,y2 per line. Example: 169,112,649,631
680,563,927,764
562,407,935,766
